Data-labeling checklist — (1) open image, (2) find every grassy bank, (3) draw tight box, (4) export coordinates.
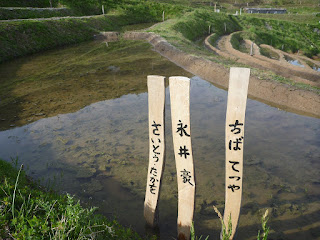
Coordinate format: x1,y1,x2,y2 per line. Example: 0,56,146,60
0,0,58,8
0,13,151,63
149,9,241,55
236,15,320,57
0,159,146,239
0,7,79,20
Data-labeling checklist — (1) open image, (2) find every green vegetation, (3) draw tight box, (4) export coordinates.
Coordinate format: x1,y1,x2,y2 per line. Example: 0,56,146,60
0,0,58,7
260,47,280,60
0,159,145,239
150,9,241,52
119,1,191,23
236,16,320,57
0,13,151,63
0,7,79,20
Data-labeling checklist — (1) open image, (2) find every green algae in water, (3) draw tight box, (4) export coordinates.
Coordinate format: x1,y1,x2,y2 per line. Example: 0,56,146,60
0,39,191,131
0,77,319,240
0,40,319,240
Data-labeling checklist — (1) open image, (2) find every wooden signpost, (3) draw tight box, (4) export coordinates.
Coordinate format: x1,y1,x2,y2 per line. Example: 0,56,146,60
223,67,250,239
170,77,195,240
144,75,166,227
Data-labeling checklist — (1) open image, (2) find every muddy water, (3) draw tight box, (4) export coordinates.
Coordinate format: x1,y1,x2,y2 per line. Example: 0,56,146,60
284,55,305,68
0,40,320,240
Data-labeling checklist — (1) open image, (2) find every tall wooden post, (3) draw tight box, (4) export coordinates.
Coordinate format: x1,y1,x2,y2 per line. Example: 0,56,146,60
162,11,165,22
144,75,166,227
102,5,105,15
170,77,195,240
223,68,250,239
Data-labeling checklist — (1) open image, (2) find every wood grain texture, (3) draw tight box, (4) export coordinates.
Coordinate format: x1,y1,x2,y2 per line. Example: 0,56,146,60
169,76,195,240
144,75,166,227
223,67,250,239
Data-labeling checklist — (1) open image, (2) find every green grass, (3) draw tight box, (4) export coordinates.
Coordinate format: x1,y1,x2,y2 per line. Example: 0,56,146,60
0,13,155,63
0,159,146,239
0,7,80,20
260,47,280,60
0,0,58,7
236,15,320,57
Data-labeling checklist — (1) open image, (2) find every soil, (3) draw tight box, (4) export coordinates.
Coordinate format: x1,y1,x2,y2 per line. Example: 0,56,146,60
121,31,320,118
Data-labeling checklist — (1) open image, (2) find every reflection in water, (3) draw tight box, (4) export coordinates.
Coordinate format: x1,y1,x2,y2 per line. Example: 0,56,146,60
284,55,305,68
0,77,319,239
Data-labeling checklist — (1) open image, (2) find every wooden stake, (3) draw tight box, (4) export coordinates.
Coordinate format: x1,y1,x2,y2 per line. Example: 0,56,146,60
169,77,195,240
102,5,105,15
224,22,227,32
144,75,166,227
162,11,165,22
223,68,250,239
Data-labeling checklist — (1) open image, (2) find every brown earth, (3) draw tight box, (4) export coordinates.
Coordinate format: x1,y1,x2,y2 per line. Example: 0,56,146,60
110,31,320,118
205,33,320,87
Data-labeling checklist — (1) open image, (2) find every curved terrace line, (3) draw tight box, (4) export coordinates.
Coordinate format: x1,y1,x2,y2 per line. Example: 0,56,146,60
99,31,319,118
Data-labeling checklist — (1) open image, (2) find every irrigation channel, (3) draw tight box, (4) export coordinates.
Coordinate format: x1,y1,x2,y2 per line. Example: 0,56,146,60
0,39,319,239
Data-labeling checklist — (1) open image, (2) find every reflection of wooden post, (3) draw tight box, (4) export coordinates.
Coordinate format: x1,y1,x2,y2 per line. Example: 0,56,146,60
170,77,195,240
223,68,250,239
144,75,166,227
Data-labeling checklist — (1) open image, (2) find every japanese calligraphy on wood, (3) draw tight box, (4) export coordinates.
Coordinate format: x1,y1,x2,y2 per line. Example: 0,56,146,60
144,75,166,227
223,67,250,239
169,76,195,240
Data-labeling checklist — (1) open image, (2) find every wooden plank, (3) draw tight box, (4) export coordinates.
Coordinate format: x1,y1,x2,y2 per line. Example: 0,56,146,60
169,76,195,240
144,75,166,227
223,67,250,239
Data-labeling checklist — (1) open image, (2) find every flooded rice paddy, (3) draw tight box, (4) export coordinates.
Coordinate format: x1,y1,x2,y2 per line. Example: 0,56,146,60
0,40,319,239
284,55,305,68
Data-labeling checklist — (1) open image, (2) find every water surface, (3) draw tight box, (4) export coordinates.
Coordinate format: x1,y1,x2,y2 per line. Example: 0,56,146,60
0,40,319,240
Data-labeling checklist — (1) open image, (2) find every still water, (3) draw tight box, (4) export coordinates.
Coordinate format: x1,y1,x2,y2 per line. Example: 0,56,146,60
0,40,319,239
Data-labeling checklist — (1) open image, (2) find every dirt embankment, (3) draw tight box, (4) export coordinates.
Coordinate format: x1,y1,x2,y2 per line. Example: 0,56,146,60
106,31,319,118
205,32,320,87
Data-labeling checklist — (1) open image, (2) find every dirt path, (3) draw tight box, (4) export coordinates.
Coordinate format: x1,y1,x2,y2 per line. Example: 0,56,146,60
213,32,320,87
110,31,320,117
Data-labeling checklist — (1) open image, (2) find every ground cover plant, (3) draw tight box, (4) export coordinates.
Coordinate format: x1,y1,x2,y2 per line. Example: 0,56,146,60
0,0,59,7
0,7,79,20
236,16,320,57
0,159,146,239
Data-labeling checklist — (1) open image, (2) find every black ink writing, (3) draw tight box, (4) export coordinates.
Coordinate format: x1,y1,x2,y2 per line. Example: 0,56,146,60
149,176,159,195
229,120,243,134
176,120,190,137
151,121,161,136
228,184,240,192
178,145,190,159
229,176,241,181
229,136,244,151
180,169,194,186
229,161,240,172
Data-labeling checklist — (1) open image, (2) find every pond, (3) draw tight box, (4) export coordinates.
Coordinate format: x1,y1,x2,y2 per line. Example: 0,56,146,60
0,40,319,240
284,55,305,68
